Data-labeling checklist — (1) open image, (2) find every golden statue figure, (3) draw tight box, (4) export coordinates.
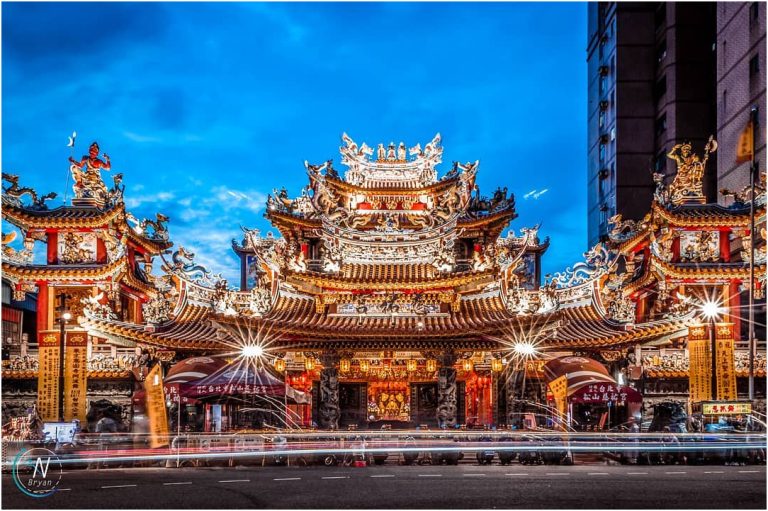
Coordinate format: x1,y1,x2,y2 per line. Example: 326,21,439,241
69,142,111,205
666,136,717,205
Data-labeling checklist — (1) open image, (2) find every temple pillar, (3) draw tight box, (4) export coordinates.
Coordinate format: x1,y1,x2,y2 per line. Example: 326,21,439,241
318,352,340,430
436,350,457,428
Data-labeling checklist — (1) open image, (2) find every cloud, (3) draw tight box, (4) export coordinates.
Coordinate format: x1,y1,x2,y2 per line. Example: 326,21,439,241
124,192,176,209
523,188,550,200
123,131,162,143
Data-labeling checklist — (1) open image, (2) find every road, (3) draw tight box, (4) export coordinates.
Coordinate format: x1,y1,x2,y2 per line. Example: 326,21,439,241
3,463,765,509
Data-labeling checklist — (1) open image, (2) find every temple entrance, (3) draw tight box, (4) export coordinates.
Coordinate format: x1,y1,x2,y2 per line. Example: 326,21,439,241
409,383,438,427
339,383,367,428
367,382,410,427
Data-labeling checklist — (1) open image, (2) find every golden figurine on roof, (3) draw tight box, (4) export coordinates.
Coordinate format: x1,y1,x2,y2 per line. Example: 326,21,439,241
69,141,112,206
666,135,717,205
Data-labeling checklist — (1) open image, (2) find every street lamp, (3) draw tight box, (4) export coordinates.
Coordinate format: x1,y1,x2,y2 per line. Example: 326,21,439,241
700,298,724,400
241,344,264,359
57,293,71,422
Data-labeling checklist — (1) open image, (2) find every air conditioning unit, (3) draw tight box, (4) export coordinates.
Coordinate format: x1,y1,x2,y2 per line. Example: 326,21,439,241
599,100,610,111
599,168,610,179
599,65,610,76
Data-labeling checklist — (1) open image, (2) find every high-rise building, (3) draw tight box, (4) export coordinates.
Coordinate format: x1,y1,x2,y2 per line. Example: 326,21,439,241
716,2,766,199
586,2,718,247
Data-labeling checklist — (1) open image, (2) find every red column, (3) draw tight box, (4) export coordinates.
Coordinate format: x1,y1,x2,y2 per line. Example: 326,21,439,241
719,229,731,262
47,232,58,264
301,243,309,258
729,281,741,339
671,236,680,262
96,237,107,264
37,282,49,332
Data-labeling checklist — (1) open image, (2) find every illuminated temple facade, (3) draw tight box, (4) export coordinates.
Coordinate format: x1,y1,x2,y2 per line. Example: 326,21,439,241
2,134,766,431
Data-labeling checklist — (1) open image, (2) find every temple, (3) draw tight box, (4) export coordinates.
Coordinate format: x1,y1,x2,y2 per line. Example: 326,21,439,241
2,134,766,433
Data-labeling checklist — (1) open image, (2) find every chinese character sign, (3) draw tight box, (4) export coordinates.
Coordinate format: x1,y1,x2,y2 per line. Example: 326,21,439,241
702,402,752,415
548,375,568,417
37,331,61,421
144,364,169,448
687,324,712,403
715,323,737,401
64,331,88,422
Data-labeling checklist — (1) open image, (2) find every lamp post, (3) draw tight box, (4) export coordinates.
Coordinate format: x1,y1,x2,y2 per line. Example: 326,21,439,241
57,293,72,423
748,106,759,402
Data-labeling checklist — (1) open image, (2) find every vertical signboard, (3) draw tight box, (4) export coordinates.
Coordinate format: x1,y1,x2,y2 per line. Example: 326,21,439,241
687,324,712,403
715,322,737,401
548,374,568,420
37,331,61,421
64,331,88,422
144,364,169,448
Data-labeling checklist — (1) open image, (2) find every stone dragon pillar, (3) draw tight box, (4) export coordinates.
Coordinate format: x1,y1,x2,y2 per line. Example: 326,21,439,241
318,352,340,430
436,350,458,428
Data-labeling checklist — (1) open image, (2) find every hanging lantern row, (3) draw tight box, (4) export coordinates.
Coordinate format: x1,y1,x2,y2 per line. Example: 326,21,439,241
406,359,418,372
462,359,474,372
491,358,504,373
339,358,351,373
273,358,286,372
359,359,370,373
304,357,316,371
426,359,437,373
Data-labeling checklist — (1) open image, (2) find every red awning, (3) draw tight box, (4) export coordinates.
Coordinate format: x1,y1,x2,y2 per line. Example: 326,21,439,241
543,356,617,397
169,357,309,404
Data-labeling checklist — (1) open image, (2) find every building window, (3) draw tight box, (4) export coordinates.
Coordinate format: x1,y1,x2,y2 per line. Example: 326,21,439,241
655,4,666,30
722,89,728,118
654,75,667,101
657,39,667,64
599,143,606,162
722,40,727,68
654,149,666,173
750,54,760,76
655,114,667,137
599,75,606,94
751,2,760,29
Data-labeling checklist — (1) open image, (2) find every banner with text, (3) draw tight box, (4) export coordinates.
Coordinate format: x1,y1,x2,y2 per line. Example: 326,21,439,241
37,331,61,421
144,364,169,448
715,323,737,401
64,331,88,422
687,324,712,403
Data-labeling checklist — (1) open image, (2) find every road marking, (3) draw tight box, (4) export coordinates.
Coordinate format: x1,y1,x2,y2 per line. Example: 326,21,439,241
506,473,528,476
321,476,348,480
370,475,395,478
588,472,609,476
546,473,570,476
704,471,724,474
273,477,302,481
665,471,686,475
219,479,250,483
739,470,760,473
464,473,486,477
101,484,137,489
418,474,442,477
627,472,648,475
163,482,192,486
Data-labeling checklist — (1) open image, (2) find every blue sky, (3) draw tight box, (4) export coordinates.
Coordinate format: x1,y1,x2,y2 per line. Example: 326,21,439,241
3,2,588,282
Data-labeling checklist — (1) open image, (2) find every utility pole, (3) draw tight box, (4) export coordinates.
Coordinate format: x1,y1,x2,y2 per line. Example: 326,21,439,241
57,293,70,423
748,106,758,402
